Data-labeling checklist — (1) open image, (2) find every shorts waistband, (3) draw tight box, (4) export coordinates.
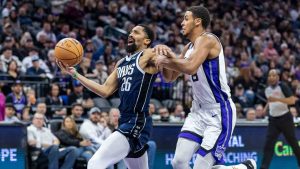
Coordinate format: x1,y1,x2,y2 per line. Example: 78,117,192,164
194,99,232,110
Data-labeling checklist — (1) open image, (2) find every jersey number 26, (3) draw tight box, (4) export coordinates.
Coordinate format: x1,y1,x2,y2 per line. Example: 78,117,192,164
121,77,132,91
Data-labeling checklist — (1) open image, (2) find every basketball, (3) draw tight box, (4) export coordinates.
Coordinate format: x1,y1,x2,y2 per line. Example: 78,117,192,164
54,38,84,67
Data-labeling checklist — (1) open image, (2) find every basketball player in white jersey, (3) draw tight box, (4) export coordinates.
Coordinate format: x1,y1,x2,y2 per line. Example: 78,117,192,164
155,6,256,169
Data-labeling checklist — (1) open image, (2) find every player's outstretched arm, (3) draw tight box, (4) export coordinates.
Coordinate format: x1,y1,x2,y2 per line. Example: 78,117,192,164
156,36,212,75
56,61,118,98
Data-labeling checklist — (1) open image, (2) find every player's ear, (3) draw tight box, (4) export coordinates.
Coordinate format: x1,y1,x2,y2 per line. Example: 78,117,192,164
144,39,151,46
195,18,202,26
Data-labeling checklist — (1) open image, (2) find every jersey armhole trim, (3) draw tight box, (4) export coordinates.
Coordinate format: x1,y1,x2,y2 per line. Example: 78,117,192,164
136,51,145,74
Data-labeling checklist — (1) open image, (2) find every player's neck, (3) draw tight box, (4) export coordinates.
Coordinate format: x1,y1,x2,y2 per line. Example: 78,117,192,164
130,47,145,55
189,29,206,44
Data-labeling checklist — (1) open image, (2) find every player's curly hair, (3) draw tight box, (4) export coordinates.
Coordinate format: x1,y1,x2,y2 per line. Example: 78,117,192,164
187,6,211,29
138,24,154,47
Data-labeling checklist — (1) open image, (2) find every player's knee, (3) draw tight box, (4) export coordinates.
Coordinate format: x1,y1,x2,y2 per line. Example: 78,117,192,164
172,156,189,169
87,157,104,169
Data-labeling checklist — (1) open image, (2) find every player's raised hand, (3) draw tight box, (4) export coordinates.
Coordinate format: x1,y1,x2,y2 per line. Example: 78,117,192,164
56,59,77,76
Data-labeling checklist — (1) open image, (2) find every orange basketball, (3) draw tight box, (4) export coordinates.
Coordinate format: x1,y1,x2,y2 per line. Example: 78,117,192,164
54,38,84,67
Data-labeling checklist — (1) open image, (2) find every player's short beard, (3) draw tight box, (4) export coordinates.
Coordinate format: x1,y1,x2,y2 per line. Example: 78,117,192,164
126,43,137,53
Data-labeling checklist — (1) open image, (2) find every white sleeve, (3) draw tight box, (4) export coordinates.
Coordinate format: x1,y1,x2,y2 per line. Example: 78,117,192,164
27,127,36,142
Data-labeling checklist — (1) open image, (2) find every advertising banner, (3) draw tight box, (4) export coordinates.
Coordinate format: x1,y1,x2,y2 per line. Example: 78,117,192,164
0,124,27,169
152,123,300,169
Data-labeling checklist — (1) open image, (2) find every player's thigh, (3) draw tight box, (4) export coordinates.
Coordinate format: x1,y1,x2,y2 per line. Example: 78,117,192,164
181,110,206,136
124,151,149,169
174,137,200,161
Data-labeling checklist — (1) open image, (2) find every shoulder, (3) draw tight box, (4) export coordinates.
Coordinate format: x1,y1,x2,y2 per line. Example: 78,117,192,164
27,125,35,131
195,33,218,47
116,58,125,67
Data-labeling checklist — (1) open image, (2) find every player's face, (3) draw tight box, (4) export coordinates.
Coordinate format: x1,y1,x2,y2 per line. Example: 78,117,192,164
127,26,149,53
268,70,279,86
181,11,196,37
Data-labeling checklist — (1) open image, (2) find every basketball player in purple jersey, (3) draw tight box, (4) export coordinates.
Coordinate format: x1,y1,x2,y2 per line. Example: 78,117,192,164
155,6,256,169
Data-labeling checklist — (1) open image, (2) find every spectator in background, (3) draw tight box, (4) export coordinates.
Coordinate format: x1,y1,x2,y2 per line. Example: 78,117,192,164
1,60,21,95
2,36,21,57
5,60,20,80
170,104,185,122
92,27,105,51
235,103,244,119
46,83,64,117
0,47,21,72
152,72,172,100
107,108,120,132
25,88,37,108
100,111,110,124
26,55,47,78
19,37,34,60
158,107,170,122
264,40,278,61
77,57,97,78
57,24,70,41
36,21,57,43
45,49,57,74
246,108,256,121
255,104,266,120
3,103,20,123
93,60,108,84
70,103,84,122
21,47,49,74
27,113,77,169
290,107,300,124
21,106,31,123
79,107,111,149
232,83,249,111
6,80,27,117
35,102,50,127
68,80,94,109
55,116,95,162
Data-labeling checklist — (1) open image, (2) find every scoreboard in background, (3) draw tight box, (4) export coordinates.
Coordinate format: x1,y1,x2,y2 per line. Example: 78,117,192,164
0,123,27,169
152,122,300,169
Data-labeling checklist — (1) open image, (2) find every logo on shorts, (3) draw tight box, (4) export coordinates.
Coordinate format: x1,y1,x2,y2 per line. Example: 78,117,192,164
215,145,226,160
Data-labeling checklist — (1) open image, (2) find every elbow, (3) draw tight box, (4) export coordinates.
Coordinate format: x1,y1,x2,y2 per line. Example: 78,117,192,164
99,92,109,98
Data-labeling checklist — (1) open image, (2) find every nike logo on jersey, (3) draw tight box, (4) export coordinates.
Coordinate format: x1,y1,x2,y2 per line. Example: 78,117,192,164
212,113,217,117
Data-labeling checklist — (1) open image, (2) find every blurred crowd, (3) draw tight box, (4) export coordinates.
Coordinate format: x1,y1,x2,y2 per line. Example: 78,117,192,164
1,0,300,127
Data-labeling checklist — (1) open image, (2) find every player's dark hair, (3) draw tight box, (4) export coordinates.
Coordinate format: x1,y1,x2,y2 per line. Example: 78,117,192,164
187,6,210,29
138,24,154,47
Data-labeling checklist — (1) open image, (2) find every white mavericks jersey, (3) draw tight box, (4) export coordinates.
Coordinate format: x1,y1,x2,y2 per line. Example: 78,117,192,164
184,33,231,104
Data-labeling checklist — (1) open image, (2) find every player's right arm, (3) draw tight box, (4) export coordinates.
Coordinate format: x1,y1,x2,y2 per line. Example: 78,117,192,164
57,61,118,98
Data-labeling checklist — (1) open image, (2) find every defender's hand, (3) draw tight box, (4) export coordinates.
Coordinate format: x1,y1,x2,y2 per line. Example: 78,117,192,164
153,45,172,57
155,54,169,71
